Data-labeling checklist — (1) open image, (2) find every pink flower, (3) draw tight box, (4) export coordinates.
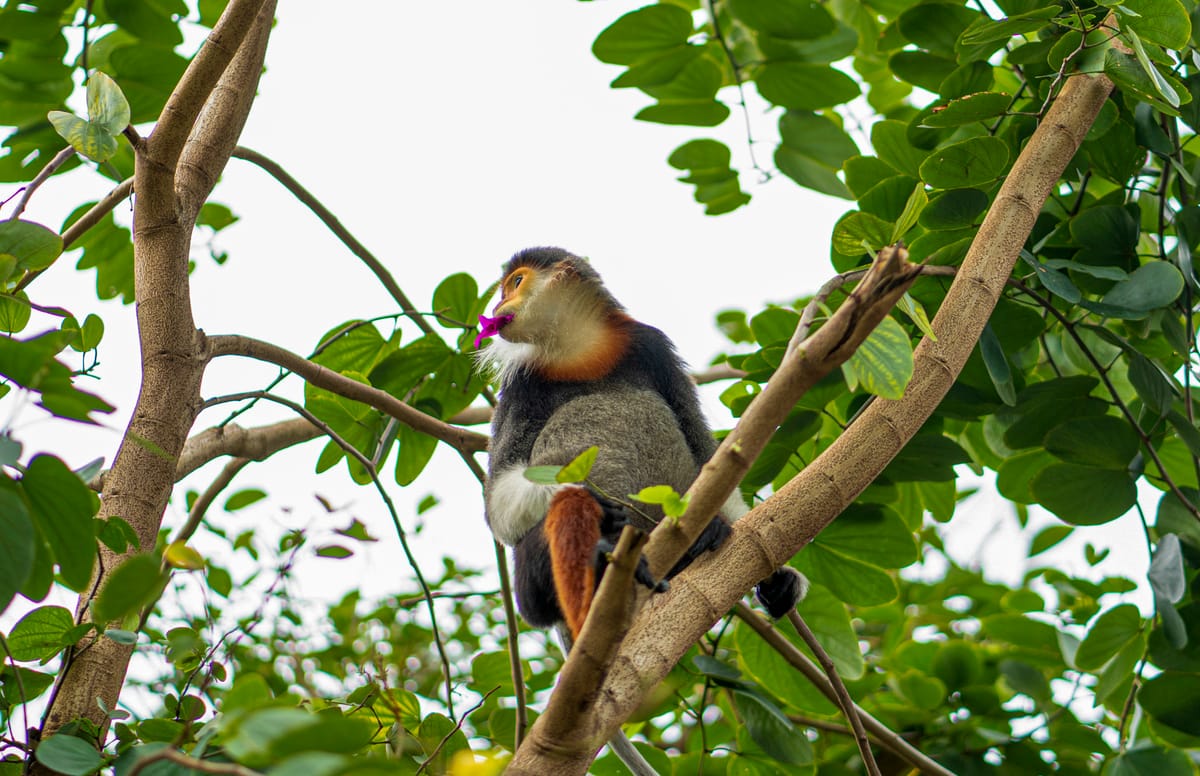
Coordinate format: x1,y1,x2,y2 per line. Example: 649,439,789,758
474,313,514,348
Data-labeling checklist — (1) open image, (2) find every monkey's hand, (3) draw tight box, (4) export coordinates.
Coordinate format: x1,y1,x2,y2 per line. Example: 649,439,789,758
666,515,732,579
595,536,669,594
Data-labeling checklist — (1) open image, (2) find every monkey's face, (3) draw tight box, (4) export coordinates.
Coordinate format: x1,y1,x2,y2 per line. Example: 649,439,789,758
491,264,559,344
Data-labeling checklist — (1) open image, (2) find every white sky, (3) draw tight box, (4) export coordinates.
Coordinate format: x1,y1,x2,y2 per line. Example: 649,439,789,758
5,2,1152,638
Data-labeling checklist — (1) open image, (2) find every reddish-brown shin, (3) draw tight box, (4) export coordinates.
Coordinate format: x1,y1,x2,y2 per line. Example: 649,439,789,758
545,486,605,638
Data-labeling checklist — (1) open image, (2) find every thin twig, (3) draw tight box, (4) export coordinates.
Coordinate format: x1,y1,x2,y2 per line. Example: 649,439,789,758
10,146,75,220
177,456,250,544
207,334,489,455
128,747,262,776
785,610,879,776
230,146,434,336
202,391,458,718
734,604,954,776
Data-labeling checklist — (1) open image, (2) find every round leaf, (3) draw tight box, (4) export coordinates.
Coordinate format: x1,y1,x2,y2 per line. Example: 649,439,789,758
8,605,74,661
593,5,693,65
1075,604,1142,671
47,111,119,163
1044,415,1140,470
921,92,1011,128
1140,671,1200,735
1100,261,1184,314
36,735,102,776
93,553,165,623
0,488,34,614
1031,463,1137,525
919,136,1010,188
86,71,131,134
756,63,860,110
843,315,914,400
0,219,64,272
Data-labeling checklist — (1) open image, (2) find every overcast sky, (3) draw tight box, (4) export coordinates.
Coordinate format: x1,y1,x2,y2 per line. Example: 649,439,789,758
8,2,1150,629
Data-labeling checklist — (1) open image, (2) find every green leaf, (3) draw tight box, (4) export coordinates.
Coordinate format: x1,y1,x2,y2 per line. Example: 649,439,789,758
1103,745,1194,776
729,0,834,40
919,136,1010,189
163,541,205,570
897,2,979,55
750,307,799,346
1099,261,1184,314
1105,49,1187,115
979,323,1016,406
0,292,31,333
35,735,102,776
756,63,860,110
197,202,238,232
0,488,34,615
1029,524,1072,556
92,553,165,623
105,0,183,46
872,120,929,178
920,188,988,230
921,92,1011,128
1127,353,1175,415
1043,416,1140,470
593,4,693,65
47,111,118,163
733,690,813,764
224,488,266,512
432,273,478,328
0,219,63,272
394,421,437,487
1076,604,1142,671
998,658,1051,702
958,6,1061,47
85,71,130,134
1121,0,1192,50
734,620,835,714
1030,464,1137,525
891,183,927,242
523,465,562,485
23,454,97,591
1149,533,1186,603
1139,671,1200,735
8,605,74,661
843,316,913,400
556,446,598,484
636,99,729,127
315,545,353,559
832,211,894,256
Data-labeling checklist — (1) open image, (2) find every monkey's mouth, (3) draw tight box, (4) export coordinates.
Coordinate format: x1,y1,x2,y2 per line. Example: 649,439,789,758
474,313,514,348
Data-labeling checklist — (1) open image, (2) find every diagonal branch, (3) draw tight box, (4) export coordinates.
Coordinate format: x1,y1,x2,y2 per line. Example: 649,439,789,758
207,334,489,454
508,49,1118,776
231,146,434,334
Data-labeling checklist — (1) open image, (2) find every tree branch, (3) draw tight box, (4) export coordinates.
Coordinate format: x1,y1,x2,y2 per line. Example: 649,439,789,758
735,605,953,776
176,417,321,481
508,49,1117,776
207,334,489,454
785,609,879,776
230,146,435,335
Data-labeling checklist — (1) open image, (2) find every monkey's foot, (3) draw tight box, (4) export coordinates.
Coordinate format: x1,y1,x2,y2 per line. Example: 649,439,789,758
755,567,809,618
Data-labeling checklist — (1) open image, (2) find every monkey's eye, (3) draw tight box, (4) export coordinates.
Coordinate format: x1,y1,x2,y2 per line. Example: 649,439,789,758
513,275,523,289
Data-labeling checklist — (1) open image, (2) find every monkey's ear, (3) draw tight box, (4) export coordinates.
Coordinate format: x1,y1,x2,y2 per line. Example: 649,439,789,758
755,567,809,618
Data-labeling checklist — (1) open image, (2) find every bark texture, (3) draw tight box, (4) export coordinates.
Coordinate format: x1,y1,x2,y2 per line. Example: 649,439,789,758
39,0,277,748
507,64,1117,776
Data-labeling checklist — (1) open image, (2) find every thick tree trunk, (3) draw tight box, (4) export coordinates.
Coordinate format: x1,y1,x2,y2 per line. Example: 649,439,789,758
38,0,276,750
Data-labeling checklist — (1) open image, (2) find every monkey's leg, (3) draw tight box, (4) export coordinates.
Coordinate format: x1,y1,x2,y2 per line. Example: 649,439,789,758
545,486,605,639
665,515,732,578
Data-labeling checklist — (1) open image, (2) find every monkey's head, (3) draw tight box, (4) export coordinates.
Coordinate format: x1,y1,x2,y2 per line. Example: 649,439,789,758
488,248,622,345
478,247,631,383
